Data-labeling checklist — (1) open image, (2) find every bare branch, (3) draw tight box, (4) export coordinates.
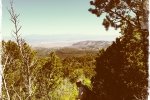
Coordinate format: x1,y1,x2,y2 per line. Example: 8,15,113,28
12,85,22,100
2,77,10,100
8,0,22,46
2,55,11,100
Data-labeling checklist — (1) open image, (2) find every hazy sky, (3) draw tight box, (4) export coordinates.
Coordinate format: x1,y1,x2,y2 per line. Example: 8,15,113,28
2,0,121,43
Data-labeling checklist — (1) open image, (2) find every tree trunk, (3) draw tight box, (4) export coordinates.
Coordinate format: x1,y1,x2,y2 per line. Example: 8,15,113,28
3,77,10,100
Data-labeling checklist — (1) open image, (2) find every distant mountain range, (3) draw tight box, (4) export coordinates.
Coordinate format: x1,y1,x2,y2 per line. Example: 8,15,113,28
33,40,112,50
33,40,112,57
71,40,112,50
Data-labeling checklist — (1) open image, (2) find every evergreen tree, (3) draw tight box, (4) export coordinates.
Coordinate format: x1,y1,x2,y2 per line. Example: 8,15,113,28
34,52,63,99
92,30,148,99
89,0,148,99
89,0,149,31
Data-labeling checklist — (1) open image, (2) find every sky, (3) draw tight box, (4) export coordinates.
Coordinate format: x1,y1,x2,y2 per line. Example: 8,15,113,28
2,0,121,44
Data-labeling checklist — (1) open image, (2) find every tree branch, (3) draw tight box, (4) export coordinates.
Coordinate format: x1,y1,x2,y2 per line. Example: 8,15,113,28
109,10,136,27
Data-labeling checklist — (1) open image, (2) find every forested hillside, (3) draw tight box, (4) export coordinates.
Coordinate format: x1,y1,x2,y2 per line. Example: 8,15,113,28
34,40,111,58
34,47,97,58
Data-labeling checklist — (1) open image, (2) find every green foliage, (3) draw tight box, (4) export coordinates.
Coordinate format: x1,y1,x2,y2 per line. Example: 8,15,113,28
62,54,96,83
2,39,96,100
92,29,148,100
50,78,78,100
2,40,38,99
2,40,21,60
33,52,63,99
